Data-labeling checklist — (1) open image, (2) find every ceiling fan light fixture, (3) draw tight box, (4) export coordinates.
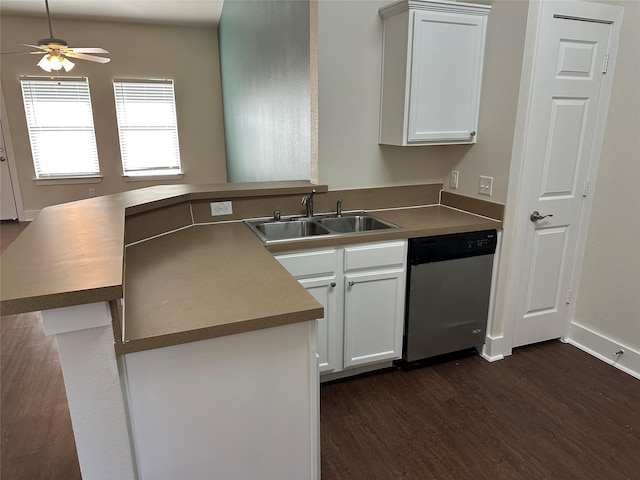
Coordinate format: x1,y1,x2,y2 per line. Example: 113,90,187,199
37,54,53,72
37,53,75,73
61,57,74,72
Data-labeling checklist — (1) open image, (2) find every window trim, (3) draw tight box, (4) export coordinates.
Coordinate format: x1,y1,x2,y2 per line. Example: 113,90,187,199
33,175,103,186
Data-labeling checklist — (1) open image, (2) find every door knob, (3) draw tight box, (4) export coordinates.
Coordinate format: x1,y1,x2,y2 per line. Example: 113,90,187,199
530,210,553,222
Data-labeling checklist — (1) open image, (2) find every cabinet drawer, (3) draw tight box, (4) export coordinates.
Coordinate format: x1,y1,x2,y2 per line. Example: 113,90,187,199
344,241,406,272
275,249,337,278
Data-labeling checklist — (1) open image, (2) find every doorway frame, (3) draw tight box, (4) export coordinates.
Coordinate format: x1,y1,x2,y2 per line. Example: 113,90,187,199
495,0,624,358
1,82,25,221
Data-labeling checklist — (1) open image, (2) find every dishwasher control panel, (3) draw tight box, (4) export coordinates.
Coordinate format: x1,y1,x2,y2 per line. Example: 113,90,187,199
409,230,497,264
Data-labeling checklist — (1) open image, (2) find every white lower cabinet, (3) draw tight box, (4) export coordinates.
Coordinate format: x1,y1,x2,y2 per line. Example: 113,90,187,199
343,269,405,368
275,240,407,377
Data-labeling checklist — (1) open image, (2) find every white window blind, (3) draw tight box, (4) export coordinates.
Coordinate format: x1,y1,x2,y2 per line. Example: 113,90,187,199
113,79,181,176
20,77,100,178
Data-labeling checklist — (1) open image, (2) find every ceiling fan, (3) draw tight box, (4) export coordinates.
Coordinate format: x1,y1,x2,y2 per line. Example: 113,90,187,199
3,0,110,72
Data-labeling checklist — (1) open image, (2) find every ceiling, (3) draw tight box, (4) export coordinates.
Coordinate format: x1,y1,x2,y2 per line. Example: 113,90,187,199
0,0,224,26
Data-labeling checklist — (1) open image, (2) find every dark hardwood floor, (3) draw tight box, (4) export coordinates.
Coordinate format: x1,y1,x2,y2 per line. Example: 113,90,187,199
2,220,639,479
1,221,81,479
321,344,640,480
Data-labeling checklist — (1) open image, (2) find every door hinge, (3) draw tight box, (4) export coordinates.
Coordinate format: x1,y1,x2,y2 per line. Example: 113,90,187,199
582,179,590,197
565,288,572,304
602,54,609,74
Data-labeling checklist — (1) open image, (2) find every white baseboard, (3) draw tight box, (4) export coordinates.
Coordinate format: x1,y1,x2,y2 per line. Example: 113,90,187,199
565,322,640,380
480,334,505,362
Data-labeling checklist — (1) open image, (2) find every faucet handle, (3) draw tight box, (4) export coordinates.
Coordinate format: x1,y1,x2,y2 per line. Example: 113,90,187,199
273,210,281,221
336,198,343,217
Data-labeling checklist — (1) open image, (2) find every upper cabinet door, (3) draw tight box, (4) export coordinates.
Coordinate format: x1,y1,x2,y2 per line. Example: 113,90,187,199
379,0,490,146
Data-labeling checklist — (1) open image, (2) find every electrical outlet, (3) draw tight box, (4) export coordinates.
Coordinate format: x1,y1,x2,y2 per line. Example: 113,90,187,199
450,171,459,189
210,201,233,216
89,188,96,197
479,176,493,196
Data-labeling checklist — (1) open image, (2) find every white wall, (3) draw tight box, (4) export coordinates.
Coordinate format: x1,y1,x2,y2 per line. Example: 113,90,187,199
0,16,227,212
443,0,529,203
573,0,640,351
317,0,528,202
317,0,452,190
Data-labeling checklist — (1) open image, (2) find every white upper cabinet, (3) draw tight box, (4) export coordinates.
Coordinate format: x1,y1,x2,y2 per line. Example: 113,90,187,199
379,0,491,146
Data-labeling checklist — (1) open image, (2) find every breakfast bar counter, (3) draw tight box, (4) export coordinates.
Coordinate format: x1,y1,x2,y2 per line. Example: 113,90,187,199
0,181,502,480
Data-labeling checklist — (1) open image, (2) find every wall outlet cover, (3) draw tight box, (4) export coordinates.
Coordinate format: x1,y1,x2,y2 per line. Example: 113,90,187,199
450,171,459,189
210,201,233,216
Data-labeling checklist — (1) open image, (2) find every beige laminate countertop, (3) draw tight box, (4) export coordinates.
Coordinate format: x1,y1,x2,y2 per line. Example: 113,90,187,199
0,181,324,316
122,205,500,353
121,223,324,353
1,182,501,354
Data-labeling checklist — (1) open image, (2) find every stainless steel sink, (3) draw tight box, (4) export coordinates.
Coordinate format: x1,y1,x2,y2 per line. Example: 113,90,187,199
245,212,400,243
316,214,397,233
252,220,331,241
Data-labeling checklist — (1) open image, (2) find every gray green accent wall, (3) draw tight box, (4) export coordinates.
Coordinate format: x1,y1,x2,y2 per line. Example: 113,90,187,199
219,0,311,182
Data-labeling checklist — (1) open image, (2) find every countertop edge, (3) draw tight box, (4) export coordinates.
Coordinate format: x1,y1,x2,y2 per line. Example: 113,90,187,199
115,307,324,355
0,285,123,317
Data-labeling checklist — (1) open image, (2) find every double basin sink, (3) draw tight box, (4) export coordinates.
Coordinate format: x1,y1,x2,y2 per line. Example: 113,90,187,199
244,212,400,243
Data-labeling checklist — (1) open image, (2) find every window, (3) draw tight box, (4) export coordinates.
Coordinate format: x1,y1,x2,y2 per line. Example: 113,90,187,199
20,76,100,179
113,79,181,177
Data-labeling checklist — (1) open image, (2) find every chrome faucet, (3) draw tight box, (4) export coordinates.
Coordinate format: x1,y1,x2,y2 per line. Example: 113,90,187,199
302,189,316,218
336,198,343,217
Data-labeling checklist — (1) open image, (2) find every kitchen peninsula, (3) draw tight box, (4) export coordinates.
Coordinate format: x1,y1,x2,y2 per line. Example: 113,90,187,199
0,181,502,479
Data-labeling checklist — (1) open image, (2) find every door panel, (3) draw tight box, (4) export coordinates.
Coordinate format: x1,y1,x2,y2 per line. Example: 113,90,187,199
408,11,483,142
299,277,337,373
514,13,611,347
343,270,403,368
524,226,569,316
556,39,599,79
540,98,589,197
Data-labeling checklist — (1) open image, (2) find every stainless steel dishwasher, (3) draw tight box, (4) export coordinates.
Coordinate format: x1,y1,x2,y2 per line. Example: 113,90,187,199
403,230,497,364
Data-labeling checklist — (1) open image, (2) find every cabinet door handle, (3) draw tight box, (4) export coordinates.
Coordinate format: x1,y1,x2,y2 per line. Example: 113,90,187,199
470,131,476,137
348,280,355,287
330,282,336,288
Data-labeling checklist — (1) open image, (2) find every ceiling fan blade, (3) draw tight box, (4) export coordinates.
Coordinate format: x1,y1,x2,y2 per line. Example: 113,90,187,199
0,51,35,55
71,47,109,54
20,43,47,50
64,51,111,63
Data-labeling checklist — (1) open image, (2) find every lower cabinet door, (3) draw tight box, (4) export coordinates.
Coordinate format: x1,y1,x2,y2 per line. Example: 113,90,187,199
343,269,404,368
299,276,338,373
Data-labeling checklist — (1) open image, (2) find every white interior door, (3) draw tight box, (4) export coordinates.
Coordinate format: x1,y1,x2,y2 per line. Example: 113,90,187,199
0,122,18,220
514,8,614,347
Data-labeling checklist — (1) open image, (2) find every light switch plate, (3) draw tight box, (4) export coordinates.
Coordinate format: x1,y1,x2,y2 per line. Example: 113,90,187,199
210,201,233,216
479,176,493,196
